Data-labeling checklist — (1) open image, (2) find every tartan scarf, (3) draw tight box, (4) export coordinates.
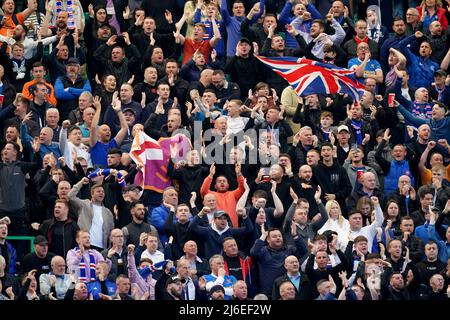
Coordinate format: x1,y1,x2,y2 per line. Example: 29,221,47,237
77,247,96,283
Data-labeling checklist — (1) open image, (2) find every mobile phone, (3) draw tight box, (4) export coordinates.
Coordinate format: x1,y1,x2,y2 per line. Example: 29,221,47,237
351,144,358,152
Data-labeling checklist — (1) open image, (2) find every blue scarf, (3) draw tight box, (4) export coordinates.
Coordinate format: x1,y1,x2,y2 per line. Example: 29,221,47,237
78,248,96,283
351,120,363,145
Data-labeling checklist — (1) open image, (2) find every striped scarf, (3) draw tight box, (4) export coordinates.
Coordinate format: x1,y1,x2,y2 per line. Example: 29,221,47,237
88,168,126,187
412,102,433,119
78,248,96,283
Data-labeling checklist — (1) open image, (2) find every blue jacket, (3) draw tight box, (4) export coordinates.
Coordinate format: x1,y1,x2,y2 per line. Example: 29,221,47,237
220,0,248,57
380,35,406,72
428,223,450,264
54,76,91,101
1,241,17,275
150,205,177,245
193,9,226,57
188,215,253,259
250,238,307,298
384,160,414,197
278,2,321,48
86,279,117,300
415,223,431,244
20,123,62,163
397,105,450,143
399,35,439,89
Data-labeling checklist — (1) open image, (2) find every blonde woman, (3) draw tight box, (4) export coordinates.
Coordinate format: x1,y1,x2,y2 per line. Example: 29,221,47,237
183,0,199,38
318,200,350,239
417,0,448,31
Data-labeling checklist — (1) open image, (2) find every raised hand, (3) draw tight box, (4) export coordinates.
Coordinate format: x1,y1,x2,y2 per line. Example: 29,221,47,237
383,128,391,141
370,196,379,206
209,162,216,177
235,162,241,175
290,222,297,237
438,139,449,150
290,187,298,203
190,192,197,206
123,6,130,19
91,96,101,113
164,10,173,23
31,136,41,153
106,35,118,46
285,24,298,36
427,140,437,150
314,185,322,203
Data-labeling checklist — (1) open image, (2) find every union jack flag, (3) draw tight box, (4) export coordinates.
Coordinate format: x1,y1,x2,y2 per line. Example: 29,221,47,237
256,56,365,101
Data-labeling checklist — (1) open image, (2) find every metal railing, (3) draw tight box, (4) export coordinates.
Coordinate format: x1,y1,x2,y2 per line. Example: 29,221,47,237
6,236,35,253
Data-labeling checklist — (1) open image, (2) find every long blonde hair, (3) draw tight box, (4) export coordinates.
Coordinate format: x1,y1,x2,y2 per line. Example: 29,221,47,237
325,200,344,226
422,0,442,7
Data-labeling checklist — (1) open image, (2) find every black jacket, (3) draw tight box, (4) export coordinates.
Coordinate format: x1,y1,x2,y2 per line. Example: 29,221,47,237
346,185,384,212
167,162,209,207
93,43,141,86
272,272,313,300
224,55,262,100
313,161,353,215
38,217,79,257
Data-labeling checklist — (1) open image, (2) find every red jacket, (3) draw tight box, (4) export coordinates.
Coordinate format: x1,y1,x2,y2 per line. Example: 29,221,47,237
416,6,448,31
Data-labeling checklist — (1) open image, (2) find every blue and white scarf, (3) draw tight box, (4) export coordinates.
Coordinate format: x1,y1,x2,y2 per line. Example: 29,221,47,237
77,248,96,283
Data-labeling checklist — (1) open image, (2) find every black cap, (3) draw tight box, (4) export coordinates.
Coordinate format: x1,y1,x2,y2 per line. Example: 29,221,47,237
34,235,48,246
434,69,446,77
239,37,251,45
166,275,182,286
123,107,136,115
66,57,80,65
98,23,112,29
209,285,225,295
214,210,229,219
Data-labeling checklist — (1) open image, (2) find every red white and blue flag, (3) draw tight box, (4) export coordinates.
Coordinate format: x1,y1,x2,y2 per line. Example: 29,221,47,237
256,56,365,101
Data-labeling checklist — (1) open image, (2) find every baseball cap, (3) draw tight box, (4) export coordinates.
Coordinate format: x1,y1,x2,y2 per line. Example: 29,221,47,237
434,69,446,77
214,210,229,219
239,37,251,45
337,125,349,133
123,107,136,115
34,235,48,246
209,285,225,295
66,57,80,65
166,275,182,287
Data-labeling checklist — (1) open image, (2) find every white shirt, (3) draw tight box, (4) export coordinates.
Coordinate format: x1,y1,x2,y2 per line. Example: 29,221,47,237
59,128,93,169
227,117,248,135
318,218,350,240
183,277,196,300
90,204,104,249
141,250,165,266
338,205,384,252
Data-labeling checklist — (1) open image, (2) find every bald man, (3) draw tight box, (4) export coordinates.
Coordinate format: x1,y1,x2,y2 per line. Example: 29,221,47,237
101,229,128,280
232,280,248,300
346,171,384,211
279,281,296,300
22,126,62,163
89,97,128,167
39,256,72,299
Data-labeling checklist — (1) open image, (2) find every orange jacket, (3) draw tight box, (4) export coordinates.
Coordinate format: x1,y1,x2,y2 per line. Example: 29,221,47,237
22,79,57,107
200,174,245,228
421,165,450,185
